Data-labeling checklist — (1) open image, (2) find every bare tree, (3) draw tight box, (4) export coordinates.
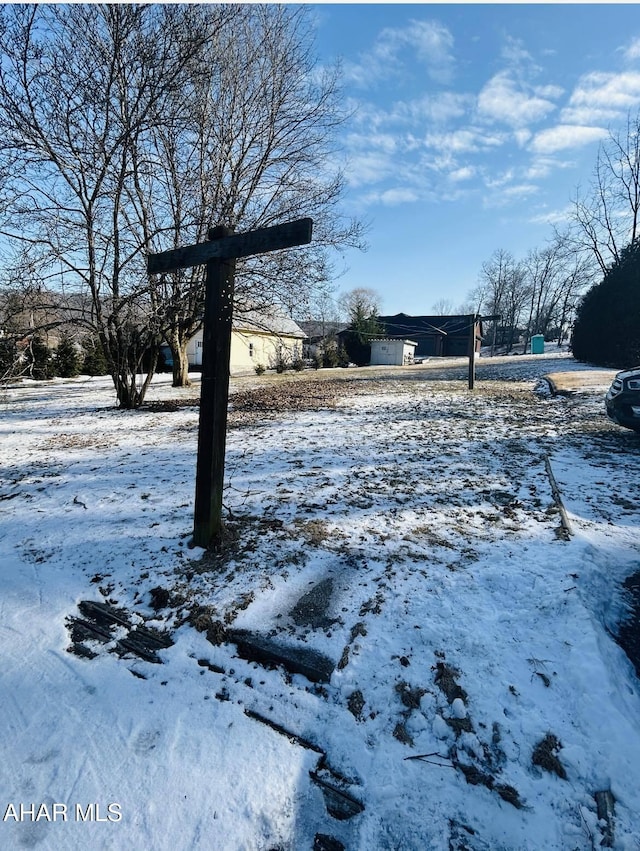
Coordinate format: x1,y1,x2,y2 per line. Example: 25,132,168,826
554,247,595,346
568,110,640,275
338,287,382,323
431,298,455,315
0,246,73,381
298,286,342,332
522,244,562,352
138,5,366,386
471,250,527,354
522,236,595,351
0,5,228,406
432,298,476,316
0,5,365,397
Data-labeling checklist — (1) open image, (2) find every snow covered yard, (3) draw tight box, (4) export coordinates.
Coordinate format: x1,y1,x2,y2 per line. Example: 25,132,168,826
1,353,640,851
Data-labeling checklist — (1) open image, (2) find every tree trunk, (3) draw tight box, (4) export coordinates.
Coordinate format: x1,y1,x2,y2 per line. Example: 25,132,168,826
114,363,157,409
111,346,159,409
170,333,191,387
114,373,142,409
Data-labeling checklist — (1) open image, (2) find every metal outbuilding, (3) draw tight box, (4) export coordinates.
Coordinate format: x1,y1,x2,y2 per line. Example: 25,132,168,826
370,338,418,366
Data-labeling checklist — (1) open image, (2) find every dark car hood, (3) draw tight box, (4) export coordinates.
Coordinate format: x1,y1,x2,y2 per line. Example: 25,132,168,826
615,366,640,380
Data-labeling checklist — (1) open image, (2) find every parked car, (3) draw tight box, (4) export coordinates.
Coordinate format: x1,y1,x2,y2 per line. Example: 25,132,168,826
605,367,640,432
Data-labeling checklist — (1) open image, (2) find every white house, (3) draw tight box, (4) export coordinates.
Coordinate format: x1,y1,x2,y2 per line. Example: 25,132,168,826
370,338,417,366
186,306,306,374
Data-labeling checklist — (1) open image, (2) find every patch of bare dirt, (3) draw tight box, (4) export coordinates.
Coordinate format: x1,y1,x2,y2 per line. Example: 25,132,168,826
228,380,342,427
143,378,347,427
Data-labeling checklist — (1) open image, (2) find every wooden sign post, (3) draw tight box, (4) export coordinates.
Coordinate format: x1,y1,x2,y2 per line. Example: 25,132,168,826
468,314,477,390
147,218,313,548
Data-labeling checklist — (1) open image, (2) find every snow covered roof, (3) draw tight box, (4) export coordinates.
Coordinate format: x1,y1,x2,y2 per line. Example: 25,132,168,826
233,306,306,338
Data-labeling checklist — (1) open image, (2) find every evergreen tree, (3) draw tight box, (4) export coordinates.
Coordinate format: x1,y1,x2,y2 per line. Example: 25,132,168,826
54,334,80,378
339,288,383,366
572,240,640,367
81,336,109,376
342,329,373,366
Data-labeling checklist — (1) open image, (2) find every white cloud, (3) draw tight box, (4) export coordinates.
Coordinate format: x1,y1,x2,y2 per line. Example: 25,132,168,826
622,37,640,63
343,18,455,88
530,124,608,154
378,187,421,205
536,84,565,100
484,169,516,190
528,205,574,226
344,150,397,188
514,129,532,148
523,155,574,181
562,71,640,124
500,35,535,68
391,92,471,126
425,128,505,154
358,187,422,207
524,160,553,180
449,166,475,182
383,19,455,82
477,71,560,128
346,132,398,155
482,182,539,209
351,92,472,134
501,183,539,198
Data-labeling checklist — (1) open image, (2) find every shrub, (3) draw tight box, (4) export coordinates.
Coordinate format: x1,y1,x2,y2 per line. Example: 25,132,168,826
0,338,19,380
27,335,54,380
322,346,339,368
272,349,291,373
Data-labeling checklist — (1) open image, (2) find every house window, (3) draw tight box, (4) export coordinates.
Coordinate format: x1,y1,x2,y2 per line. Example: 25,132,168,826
249,342,254,358
197,340,202,348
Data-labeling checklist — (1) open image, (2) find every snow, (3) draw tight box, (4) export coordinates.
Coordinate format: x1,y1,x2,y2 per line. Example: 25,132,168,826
1,353,640,850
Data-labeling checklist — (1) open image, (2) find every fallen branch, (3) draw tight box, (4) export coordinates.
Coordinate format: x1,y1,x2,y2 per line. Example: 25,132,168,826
404,752,454,768
544,454,573,538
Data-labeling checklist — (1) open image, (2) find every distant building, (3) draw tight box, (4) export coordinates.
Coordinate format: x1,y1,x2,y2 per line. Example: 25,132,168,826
370,338,417,366
296,320,348,360
377,314,482,359
184,306,306,374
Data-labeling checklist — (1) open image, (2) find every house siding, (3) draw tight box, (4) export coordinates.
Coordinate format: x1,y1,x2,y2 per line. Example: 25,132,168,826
186,327,304,374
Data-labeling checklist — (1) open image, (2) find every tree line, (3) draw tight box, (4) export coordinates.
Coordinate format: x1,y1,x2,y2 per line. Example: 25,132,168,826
470,111,640,364
327,110,640,368
468,239,593,356
0,4,364,405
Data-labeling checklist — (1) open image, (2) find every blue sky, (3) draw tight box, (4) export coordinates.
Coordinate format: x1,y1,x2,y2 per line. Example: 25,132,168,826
310,3,640,315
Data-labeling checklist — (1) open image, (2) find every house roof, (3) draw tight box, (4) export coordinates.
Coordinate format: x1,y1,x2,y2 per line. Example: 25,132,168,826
296,320,348,339
233,306,306,339
378,313,480,340
371,338,418,346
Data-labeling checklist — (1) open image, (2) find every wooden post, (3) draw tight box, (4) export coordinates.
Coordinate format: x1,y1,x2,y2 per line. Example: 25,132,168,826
193,226,235,548
147,217,312,550
468,314,476,390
